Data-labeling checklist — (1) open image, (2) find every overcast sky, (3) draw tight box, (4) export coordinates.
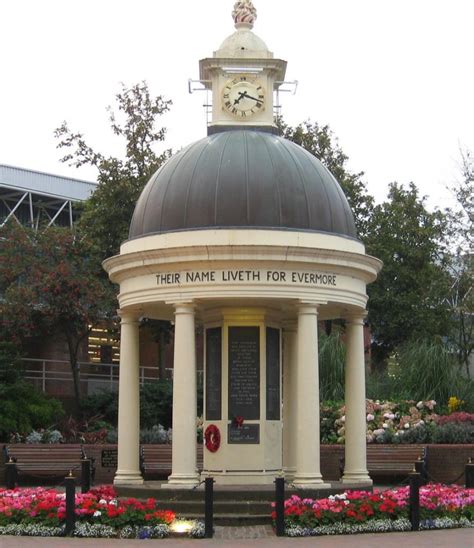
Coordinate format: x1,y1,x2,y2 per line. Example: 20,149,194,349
1,0,472,208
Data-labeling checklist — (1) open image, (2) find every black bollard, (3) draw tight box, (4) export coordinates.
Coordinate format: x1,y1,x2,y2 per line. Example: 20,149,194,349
409,471,420,531
466,459,474,488
204,477,214,539
274,476,285,537
415,459,427,485
64,472,76,536
81,458,91,494
5,458,17,490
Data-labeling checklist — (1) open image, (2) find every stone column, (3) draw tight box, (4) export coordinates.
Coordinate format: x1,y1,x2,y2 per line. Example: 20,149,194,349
114,310,143,485
282,322,297,477
293,304,328,487
342,313,371,484
167,303,200,486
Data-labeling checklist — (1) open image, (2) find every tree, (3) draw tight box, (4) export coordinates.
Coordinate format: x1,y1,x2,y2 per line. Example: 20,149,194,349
0,222,115,412
276,118,374,239
444,149,473,374
365,182,452,368
54,81,172,259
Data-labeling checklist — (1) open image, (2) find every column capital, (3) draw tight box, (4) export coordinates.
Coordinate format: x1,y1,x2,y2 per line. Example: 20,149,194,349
172,302,195,315
117,309,141,324
297,302,320,316
345,310,367,325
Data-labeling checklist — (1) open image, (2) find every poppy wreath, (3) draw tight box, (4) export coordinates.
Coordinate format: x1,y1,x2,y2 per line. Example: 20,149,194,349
204,424,221,453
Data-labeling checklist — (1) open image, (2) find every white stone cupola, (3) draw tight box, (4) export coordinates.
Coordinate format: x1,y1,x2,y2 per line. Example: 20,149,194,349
199,0,287,133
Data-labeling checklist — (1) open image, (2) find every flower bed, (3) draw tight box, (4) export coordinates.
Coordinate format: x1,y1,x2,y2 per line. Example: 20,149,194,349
321,399,474,444
0,485,203,539
273,484,474,536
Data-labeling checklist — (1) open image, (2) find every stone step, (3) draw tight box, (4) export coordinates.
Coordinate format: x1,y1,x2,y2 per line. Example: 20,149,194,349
162,499,272,516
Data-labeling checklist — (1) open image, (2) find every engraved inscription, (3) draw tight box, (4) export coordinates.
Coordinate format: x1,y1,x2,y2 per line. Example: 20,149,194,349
228,326,260,420
206,327,222,420
266,327,280,420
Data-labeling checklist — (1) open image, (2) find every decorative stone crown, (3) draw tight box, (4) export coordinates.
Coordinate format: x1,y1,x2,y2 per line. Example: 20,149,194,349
232,0,257,29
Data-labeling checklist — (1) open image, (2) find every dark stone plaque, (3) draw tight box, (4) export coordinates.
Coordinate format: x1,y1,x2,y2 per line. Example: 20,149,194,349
101,449,118,469
205,327,222,420
228,424,260,444
266,327,280,420
228,326,260,420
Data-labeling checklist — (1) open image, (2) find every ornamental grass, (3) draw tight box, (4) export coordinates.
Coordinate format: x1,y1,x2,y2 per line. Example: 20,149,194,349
272,484,474,536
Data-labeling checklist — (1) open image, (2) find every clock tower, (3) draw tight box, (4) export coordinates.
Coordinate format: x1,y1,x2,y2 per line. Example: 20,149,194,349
199,0,287,134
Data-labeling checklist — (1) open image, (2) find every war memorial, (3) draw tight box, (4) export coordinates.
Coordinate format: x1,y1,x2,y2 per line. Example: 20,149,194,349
103,0,382,491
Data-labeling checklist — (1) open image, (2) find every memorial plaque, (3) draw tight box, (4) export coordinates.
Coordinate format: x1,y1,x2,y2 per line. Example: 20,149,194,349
228,424,260,444
228,326,260,420
101,448,118,469
266,327,280,420
205,327,222,420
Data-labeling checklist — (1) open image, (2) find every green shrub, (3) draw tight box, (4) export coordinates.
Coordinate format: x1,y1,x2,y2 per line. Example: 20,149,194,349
0,381,64,441
82,380,181,430
397,423,436,444
140,382,173,429
431,422,474,444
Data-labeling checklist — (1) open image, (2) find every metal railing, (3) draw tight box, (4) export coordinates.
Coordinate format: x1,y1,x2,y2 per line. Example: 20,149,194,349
20,358,175,395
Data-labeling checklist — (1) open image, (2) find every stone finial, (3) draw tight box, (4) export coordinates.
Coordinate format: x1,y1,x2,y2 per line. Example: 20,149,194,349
232,0,257,29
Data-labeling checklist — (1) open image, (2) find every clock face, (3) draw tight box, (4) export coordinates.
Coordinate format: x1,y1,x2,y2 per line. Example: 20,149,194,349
222,77,265,118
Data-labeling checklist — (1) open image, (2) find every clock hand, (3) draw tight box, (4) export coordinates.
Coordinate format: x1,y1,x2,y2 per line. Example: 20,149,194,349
234,91,248,105
241,93,263,104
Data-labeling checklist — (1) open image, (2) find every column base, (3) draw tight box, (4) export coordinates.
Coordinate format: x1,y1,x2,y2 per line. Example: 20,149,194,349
283,466,296,481
113,471,144,486
341,472,373,485
292,473,330,488
164,473,200,488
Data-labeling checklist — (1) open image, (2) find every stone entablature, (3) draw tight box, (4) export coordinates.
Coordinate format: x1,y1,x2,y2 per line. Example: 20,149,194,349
103,229,380,319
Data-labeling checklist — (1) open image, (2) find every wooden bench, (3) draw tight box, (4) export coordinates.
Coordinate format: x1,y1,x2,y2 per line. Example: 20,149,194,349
340,444,428,478
4,444,94,483
140,444,203,478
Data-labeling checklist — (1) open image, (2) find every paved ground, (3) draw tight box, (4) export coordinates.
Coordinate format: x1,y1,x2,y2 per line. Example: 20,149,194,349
0,527,472,547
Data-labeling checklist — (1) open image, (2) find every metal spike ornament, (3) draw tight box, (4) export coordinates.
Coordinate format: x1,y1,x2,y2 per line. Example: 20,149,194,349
232,0,257,29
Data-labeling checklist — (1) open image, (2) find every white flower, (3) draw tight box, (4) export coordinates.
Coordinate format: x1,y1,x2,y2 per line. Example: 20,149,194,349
416,401,424,409
382,423,388,429
93,511,102,517
366,413,375,421
404,423,410,429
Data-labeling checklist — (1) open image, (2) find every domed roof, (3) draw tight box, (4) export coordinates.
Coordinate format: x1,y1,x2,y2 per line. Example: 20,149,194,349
216,28,272,59
129,130,357,240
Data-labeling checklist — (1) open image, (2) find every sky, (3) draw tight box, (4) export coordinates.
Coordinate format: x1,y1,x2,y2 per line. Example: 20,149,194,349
1,0,473,209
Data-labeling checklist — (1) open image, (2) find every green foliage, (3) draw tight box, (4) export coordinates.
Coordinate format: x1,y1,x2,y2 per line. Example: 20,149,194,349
319,332,345,401
431,422,474,444
0,223,115,410
54,81,172,259
365,371,398,401
139,382,173,429
81,390,119,426
0,381,64,441
276,118,374,239
443,149,473,373
0,342,22,384
82,381,176,429
365,183,452,367
392,339,472,406
397,423,436,444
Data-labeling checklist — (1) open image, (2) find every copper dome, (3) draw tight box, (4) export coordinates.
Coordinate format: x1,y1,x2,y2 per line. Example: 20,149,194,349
129,130,357,240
